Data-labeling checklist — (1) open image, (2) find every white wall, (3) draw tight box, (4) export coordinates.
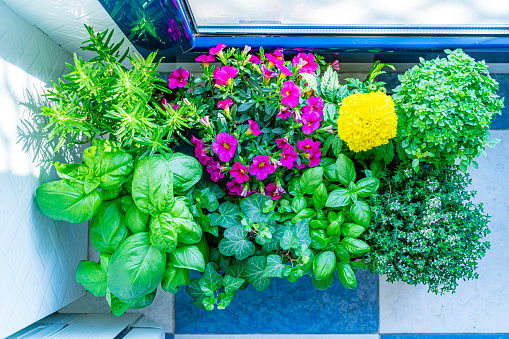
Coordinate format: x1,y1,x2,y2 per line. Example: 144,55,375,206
0,1,88,337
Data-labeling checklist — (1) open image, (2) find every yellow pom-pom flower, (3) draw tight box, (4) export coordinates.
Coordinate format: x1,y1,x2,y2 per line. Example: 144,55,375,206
337,91,398,152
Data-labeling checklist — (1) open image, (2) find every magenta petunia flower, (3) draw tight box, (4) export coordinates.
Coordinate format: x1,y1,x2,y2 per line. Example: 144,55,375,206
249,155,276,180
250,55,261,64
301,110,322,134
307,96,324,113
240,184,256,197
280,146,298,169
273,48,284,58
247,120,261,137
276,138,289,149
277,106,292,120
331,60,340,71
196,54,216,66
265,183,281,201
211,132,237,162
297,138,320,154
206,160,225,182
266,53,283,68
168,19,181,41
213,68,229,86
209,44,227,56
192,136,212,165
281,81,301,107
161,98,168,111
223,66,238,79
275,181,286,195
227,179,244,196
230,162,249,183
261,64,277,80
168,67,189,89
292,53,318,74
217,98,233,110
307,148,322,167
277,64,294,76
199,115,210,127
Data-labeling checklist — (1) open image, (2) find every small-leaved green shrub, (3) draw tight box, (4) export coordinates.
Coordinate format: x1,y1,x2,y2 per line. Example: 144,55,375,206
364,164,490,294
392,49,504,172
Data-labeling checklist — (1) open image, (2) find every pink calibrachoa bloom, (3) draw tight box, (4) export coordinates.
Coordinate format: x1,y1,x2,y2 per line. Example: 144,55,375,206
240,184,256,197
275,180,286,195
247,120,261,137
265,183,281,201
297,138,320,154
250,55,261,64
276,138,289,149
195,54,216,66
161,98,168,111
212,132,237,162
273,48,284,58
217,98,233,110
227,179,244,196
277,106,292,120
292,53,318,74
206,160,225,182
301,109,322,134
281,81,301,107
307,96,324,113
331,60,340,71
261,64,277,80
199,115,211,128
266,53,283,68
307,148,322,167
230,162,249,183
209,43,226,56
280,145,298,169
213,66,238,86
223,66,238,79
168,67,189,89
277,64,294,77
249,155,276,180
192,136,212,165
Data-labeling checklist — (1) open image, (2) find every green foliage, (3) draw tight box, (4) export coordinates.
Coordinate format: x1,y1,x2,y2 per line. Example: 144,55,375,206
392,49,504,171
364,164,490,294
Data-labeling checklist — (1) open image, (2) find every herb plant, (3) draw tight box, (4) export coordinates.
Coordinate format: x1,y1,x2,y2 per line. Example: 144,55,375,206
364,164,490,294
392,49,504,172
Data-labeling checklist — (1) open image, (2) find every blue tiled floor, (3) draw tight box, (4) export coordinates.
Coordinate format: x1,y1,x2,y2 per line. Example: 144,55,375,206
382,336,509,339
175,270,378,334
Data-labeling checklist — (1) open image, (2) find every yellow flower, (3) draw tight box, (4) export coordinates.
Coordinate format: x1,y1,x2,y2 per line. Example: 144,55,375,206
337,91,398,152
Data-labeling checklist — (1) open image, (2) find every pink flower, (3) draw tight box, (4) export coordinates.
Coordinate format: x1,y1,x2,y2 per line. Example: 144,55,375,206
240,184,256,197
273,48,284,59
301,110,322,134
217,98,233,110
196,54,216,66
212,132,238,162
213,66,238,86
292,53,318,74
331,60,340,71
227,179,244,196
161,98,168,111
249,155,276,180
199,115,210,127
223,66,238,79
192,136,212,165
168,67,189,89
250,55,261,64
261,64,277,80
206,160,225,182
209,44,227,56
247,120,261,137
280,145,298,169
266,53,283,68
277,106,292,120
230,162,249,183
265,183,281,201
297,138,320,154
281,81,301,107
277,64,294,76
307,96,324,113
276,138,289,149
307,148,322,167
275,181,286,195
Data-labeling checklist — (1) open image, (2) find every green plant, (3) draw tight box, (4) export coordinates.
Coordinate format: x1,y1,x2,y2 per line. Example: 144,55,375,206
392,49,504,171
364,164,490,294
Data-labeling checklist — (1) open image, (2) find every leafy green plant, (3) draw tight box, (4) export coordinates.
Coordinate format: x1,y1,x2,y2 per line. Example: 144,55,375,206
364,164,490,294
392,49,504,171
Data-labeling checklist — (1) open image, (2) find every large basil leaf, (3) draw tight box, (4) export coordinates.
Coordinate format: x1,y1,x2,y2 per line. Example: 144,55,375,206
324,163,339,181
125,203,149,233
149,213,178,253
90,199,128,254
169,244,206,272
52,162,88,182
312,273,334,290
129,289,157,309
35,180,102,223
169,198,202,244
337,262,357,289
107,232,166,299
356,178,380,197
132,155,174,214
106,289,131,317
312,183,328,210
350,200,371,227
325,188,351,208
335,154,356,186
313,251,336,280
299,167,324,195
341,223,366,238
165,153,203,195
84,143,134,190
75,261,107,297
341,237,370,255
161,262,190,293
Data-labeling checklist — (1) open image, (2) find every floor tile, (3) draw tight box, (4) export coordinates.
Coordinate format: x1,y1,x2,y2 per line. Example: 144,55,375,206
380,131,509,333
175,271,378,334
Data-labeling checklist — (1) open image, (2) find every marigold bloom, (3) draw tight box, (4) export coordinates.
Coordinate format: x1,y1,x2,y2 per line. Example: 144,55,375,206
168,67,189,89
230,162,249,183
195,54,216,66
337,91,398,152
301,110,322,134
281,81,301,107
265,183,281,200
212,132,237,162
247,120,261,136
292,53,318,74
249,155,276,180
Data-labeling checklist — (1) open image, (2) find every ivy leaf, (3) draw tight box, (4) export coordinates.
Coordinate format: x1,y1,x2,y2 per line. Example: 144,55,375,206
186,279,207,309
226,261,248,278
218,226,255,260
210,201,243,228
263,254,286,278
217,291,236,309
279,219,311,251
242,256,271,291
199,263,223,297
239,193,274,222
222,275,245,294
195,181,226,199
